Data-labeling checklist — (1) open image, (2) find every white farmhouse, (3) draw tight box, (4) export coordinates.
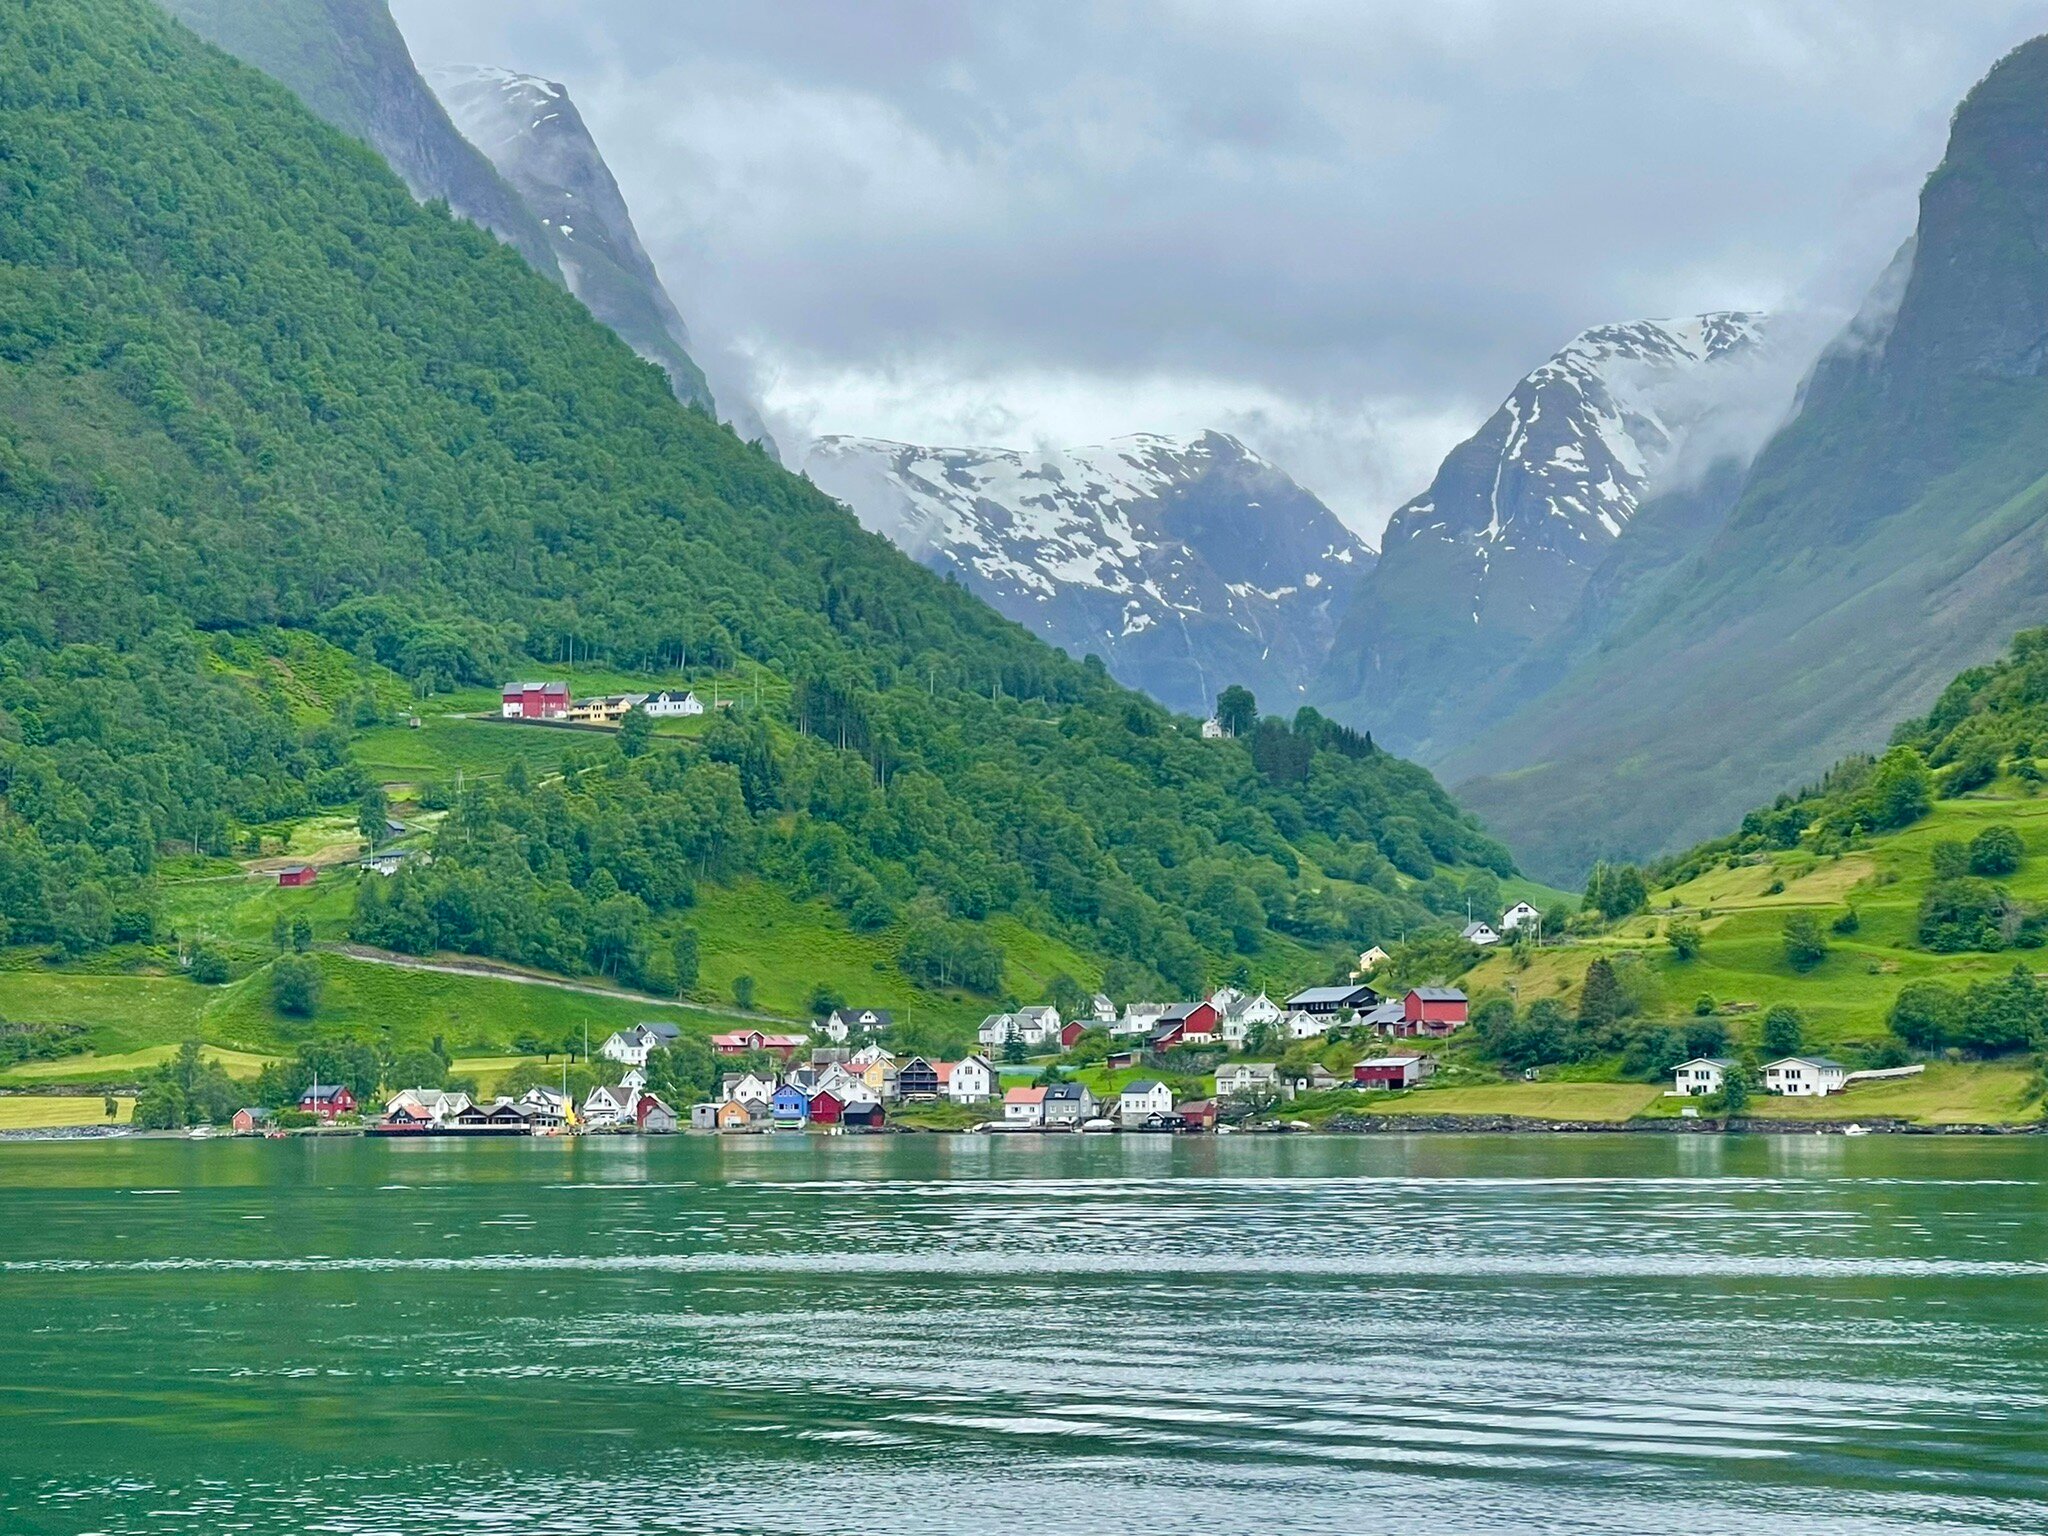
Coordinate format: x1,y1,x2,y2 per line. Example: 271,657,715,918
1200,718,1227,739
1118,1079,1174,1124
642,689,705,718
1352,945,1392,978
599,1022,681,1067
1089,993,1117,1024
1763,1057,1848,1097
1285,1009,1332,1041
1113,1002,1168,1039
1499,901,1542,933
581,1083,638,1128
719,1071,777,1106
1216,1062,1280,1099
1014,1006,1062,1047
945,1055,996,1105
1672,1058,1735,1096
977,1012,1016,1050
1461,921,1502,947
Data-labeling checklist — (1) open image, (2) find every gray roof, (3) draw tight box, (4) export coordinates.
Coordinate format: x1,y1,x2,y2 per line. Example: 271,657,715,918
1409,987,1467,1002
1042,1083,1091,1101
1287,985,1374,1005
1123,1079,1165,1094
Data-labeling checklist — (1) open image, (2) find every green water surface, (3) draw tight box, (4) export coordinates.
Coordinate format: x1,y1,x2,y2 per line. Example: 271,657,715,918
1,1132,2044,1533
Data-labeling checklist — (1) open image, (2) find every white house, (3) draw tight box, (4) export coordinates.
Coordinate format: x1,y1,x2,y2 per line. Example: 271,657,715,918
1014,1006,1062,1047
1672,1058,1735,1097
1500,901,1543,933
1216,1062,1280,1099
812,1064,876,1105
720,1071,777,1106
1003,1086,1046,1126
642,689,705,718
1118,1080,1175,1123
582,1083,639,1128
1286,1009,1332,1041
1763,1057,1848,1097
1200,718,1226,739
383,1088,470,1125
1113,1002,1169,1039
1352,945,1392,977
519,1086,571,1121
1461,921,1502,947
828,1007,894,1038
977,1012,1016,1049
1089,993,1117,1024
1216,991,1283,1046
599,1022,681,1067
813,1015,850,1044
946,1055,996,1105
849,1042,892,1068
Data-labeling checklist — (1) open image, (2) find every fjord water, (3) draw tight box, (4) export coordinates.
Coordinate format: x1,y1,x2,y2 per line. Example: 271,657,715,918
1,1136,2044,1534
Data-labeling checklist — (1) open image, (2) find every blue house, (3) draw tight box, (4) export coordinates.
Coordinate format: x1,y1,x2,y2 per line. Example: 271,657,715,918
770,1084,810,1127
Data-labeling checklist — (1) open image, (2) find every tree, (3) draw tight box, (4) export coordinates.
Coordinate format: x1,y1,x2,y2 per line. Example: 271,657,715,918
732,974,756,1010
1047,973,1089,1020
103,1094,119,1121
1866,747,1934,830
1214,685,1257,739
270,954,323,1017
1666,919,1703,961
189,944,230,985
1719,1065,1752,1115
1760,1004,1804,1057
382,1048,449,1092
1683,1018,1730,1059
1781,911,1829,971
290,914,314,952
1693,994,1717,1016
617,706,654,757
1931,841,1970,880
808,983,845,1018
672,929,700,993
1955,965,2048,1055
1916,878,2011,952
1969,824,2024,877
357,784,390,844
1577,958,1624,1031
1888,981,1959,1052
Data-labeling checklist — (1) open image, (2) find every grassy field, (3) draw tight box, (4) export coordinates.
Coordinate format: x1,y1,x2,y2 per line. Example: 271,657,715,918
1464,787,2048,1057
0,1096,134,1130
1,1044,276,1087
1740,1062,2042,1125
1365,1082,1663,1122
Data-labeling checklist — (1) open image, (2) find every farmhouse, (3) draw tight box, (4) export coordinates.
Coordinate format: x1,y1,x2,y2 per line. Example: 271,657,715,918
276,864,318,888
1460,921,1502,947
298,1083,355,1119
600,1022,682,1066
1013,1006,1063,1046
565,692,648,725
642,689,705,718
1672,1058,1736,1096
945,1055,996,1105
1353,1054,1435,1090
1763,1056,1847,1097
500,680,570,719
1148,1000,1220,1049
829,1008,894,1037
581,1083,638,1129
1352,945,1392,977
1500,901,1542,932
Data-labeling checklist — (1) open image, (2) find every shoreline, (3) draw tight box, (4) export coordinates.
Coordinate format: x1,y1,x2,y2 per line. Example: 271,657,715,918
3,1115,2041,1144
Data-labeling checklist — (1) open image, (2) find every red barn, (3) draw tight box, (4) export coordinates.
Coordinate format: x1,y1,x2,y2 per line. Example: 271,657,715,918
1058,1021,1085,1049
501,680,570,720
1354,1054,1435,1090
298,1083,356,1119
1403,988,1468,1035
276,864,319,888
1148,1000,1219,1049
807,1089,846,1126
841,1101,886,1130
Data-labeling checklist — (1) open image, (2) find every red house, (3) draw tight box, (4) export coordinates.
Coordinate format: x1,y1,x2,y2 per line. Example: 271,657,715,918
1176,1098,1219,1131
1403,988,1468,1035
501,680,571,720
1058,1021,1086,1049
276,864,319,888
1148,1000,1220,1050
840,1101,886,1130
807,1089,846,1126
710,1029,807,1058
298,1083,356,1119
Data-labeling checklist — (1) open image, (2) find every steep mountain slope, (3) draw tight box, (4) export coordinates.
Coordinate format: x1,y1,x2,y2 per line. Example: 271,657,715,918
154,0,561,280
1444,35,2048,883
0,0,1514,1014
805,431,1371,715
427,65,749,439
1318,313,1778,758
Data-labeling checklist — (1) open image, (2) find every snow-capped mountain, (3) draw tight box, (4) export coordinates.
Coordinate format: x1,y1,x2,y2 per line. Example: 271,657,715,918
805,431,1373,715
1318,312,1778,757
428,64,777,455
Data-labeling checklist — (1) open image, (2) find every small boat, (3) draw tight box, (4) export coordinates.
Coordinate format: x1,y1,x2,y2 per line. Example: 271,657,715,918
1841,1123,1869,1137
1079,1117,1119,1134
185,1125,212,1140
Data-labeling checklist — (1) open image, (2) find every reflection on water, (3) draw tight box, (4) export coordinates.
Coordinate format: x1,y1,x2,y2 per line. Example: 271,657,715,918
2,1133,2044,1534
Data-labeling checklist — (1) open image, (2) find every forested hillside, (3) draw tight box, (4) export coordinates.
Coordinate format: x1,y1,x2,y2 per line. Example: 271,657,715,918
0,0,1513,1016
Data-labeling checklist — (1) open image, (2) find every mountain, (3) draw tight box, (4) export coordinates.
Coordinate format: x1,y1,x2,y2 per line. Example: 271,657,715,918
0,0,1515,1031
804,431,1372,716
1441,35,2048,883
1317,313,1778,759
428,64,775,451
154,0,561,280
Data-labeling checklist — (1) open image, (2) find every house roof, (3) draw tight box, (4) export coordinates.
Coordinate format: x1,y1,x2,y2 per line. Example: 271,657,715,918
1676,1057,1738,1070
1359,1055,1426,1069
1122,1079,1166,1094
830,1007,894,1027
1042,1083,1091,1101
1287,985,1373,1006
1015,1006,1057,1023
1460,922,1496,937
1770,1056,1846,1070
1220,1061,1277,1075
235,1106,271,1121
1004,1087,1047,1105
1159,1001,1211,1023
302,1083,348,1101
1408,987,1467,1002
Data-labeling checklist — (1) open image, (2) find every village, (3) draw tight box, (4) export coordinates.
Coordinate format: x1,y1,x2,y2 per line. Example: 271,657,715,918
225,900,1881,1139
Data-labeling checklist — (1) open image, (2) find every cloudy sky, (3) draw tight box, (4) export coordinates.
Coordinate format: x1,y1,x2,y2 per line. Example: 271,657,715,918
392,1,2048,537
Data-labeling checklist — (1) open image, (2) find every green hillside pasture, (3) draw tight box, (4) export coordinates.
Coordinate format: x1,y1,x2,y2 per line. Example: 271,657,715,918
1743,1061,2041,1125
1364,1082,1662,1122
0,1096,134,1131
353,716,590,787
0,1043,276,1089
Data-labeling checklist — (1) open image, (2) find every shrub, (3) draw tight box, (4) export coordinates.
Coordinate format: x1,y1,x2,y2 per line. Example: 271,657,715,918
1931,841,1970,880
1888,981,1960,1052
1831,907,1860,935
1969,824,2024,877
1693,994,1717,1016
270,954,323,1017
1915,878,2012,952
188,945,230,985
1760,1004,1804,1057
1666,919,1702,961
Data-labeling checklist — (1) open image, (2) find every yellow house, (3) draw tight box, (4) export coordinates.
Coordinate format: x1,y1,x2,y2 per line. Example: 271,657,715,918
716,1099,752,1131
859,1055,898,1094
565,692,649,725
